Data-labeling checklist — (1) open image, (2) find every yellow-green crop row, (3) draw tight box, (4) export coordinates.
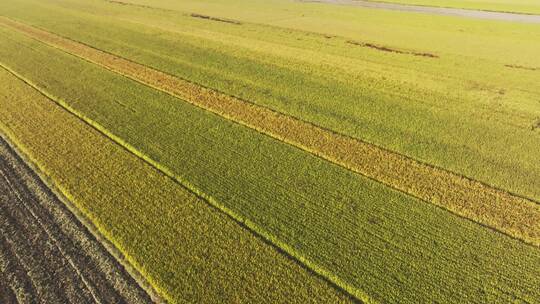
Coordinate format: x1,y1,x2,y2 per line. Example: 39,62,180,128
1,0,539,206
1,16,538,246
0,24,539,303
0,67,353,303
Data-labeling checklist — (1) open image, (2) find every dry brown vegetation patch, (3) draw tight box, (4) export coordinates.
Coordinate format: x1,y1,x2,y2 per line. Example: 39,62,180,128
2,17,538,246
505,64,539,71
347,40,438,58
532,118,540,131
105,0,155,10
105,1,242,24
190,13,242,25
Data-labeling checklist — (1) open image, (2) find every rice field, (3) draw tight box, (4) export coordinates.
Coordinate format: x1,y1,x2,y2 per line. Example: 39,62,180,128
0,67,353,303
0,0,539,303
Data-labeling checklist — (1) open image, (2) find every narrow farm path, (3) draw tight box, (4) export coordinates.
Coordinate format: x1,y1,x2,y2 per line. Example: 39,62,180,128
0,136,154,304
0,16,537,247
298,0,540,23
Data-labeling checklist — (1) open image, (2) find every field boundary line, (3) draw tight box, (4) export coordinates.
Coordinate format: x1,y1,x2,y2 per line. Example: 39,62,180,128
0,16,538,248
0,63,367,303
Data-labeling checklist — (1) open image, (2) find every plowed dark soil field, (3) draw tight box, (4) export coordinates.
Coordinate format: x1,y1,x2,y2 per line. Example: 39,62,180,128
0,137,152,304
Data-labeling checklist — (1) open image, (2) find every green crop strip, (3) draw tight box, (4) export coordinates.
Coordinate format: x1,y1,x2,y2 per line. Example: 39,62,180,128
2,0,540,200
2,0,540,205
0,17,537,247
0,67,354,304
0,60,365,303
0,38,371,303
0,25,539,303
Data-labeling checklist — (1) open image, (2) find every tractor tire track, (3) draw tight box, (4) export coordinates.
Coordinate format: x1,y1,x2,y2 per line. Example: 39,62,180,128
0,136,153,304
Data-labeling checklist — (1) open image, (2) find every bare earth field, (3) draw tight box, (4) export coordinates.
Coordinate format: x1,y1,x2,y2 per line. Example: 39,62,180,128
0,136,152,304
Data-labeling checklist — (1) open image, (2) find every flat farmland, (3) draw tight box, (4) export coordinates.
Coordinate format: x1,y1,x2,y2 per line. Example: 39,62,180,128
0,0,539,303
332,0,540,15
0,67,353,303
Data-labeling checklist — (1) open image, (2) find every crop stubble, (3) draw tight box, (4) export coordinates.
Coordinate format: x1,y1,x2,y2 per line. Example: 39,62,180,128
0,16,537,246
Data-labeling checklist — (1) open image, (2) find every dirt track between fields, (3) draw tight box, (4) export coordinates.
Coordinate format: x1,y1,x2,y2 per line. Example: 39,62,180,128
299,0,540,23
0,137,152,303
